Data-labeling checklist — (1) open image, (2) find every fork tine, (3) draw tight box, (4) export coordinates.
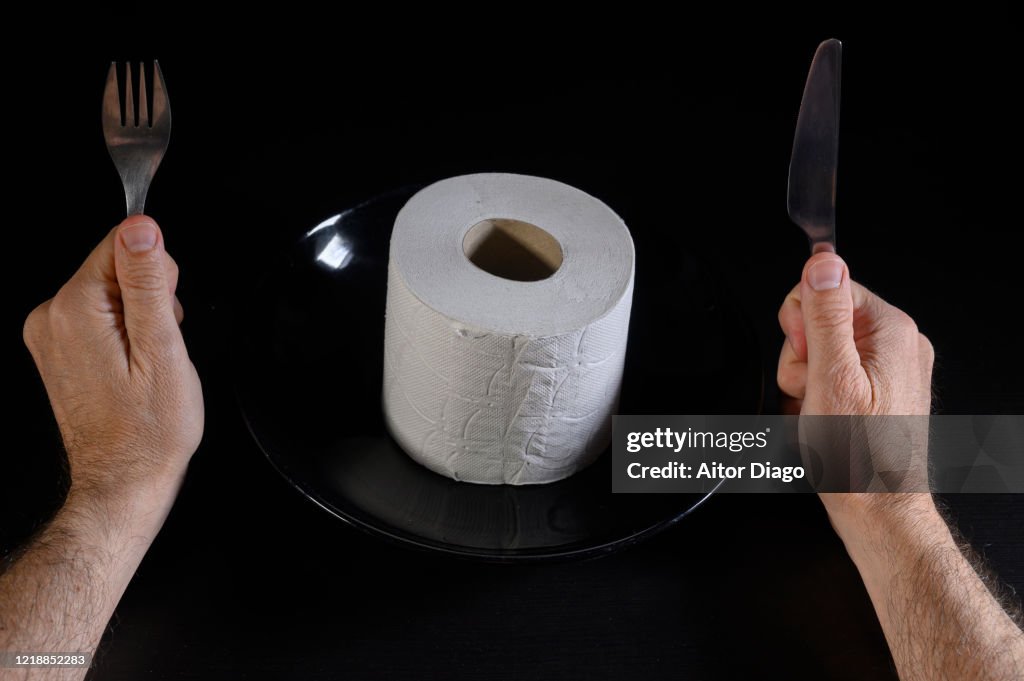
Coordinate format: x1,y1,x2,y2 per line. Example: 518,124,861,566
138,62,149,127
152,60,168,123
125,62,135,127
103,62,121,126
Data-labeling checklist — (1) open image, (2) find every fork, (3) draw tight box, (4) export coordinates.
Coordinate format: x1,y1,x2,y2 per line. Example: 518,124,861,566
102,61,171,216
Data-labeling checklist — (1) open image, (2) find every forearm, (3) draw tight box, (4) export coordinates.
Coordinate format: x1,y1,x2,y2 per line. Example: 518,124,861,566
0,477,181,680
824,493,1024,681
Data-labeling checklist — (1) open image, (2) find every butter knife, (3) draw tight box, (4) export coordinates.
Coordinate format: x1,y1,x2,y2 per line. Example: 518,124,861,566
787,38,842,254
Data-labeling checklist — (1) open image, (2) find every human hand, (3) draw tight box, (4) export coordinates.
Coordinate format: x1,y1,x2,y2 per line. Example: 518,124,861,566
22,216,204,504
776,253,934,517
777,252,933,417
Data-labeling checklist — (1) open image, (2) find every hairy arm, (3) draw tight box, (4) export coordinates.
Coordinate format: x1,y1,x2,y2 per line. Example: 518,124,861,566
1,217,202,680
827,495,1024,680
0,482,179,680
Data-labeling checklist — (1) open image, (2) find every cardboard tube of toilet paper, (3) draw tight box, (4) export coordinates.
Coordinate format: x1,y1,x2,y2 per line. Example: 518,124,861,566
383,173,635,485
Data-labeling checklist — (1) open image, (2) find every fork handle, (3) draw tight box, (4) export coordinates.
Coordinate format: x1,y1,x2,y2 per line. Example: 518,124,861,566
115,161,156,216
126,186,149,216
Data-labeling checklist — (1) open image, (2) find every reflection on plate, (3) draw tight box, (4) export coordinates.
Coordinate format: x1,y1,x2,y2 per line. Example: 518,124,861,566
230,186,762,561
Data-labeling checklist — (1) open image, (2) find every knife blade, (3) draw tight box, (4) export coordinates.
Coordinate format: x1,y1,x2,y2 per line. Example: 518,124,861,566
787,38,842,254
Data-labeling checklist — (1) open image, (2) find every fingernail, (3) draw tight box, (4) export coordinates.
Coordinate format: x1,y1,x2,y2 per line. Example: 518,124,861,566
808,258,844,291
120,222,158,253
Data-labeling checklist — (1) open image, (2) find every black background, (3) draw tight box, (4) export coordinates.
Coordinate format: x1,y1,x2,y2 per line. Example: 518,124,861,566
2,20,1022,680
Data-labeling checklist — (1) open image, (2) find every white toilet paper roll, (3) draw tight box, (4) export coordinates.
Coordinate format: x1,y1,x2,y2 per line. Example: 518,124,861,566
383,173,634,485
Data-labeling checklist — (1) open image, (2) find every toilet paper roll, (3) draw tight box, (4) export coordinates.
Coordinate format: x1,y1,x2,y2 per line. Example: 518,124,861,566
383,173,634,485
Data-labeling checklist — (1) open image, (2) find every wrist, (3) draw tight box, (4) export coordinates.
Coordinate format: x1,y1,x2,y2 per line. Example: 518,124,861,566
820,493,951,598
820,493,955,648
67,443,188,507
64,463,186,542
820,492,939,538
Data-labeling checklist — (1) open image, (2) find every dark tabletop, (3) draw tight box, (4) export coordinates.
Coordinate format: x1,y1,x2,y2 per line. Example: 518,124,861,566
3,24,1022,681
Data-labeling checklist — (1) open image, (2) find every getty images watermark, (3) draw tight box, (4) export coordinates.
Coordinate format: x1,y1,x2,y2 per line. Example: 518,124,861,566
612,416,1024,493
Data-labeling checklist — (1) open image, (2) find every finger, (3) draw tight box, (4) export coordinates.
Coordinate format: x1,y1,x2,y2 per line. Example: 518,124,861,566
22,299,53,366
785,277,892,356
849,279,894,338
800,253,854,359
72,226,119,287
66,222,183,308
165,252,180,322
777,336,807,400
59,225,123,315
918,333,935,410
112,217,182,363
778,283,807,361
165,252,179,296
799,253,870,412
918,333,934,378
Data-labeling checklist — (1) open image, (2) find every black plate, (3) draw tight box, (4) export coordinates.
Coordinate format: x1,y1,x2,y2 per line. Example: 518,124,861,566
230,186,762,562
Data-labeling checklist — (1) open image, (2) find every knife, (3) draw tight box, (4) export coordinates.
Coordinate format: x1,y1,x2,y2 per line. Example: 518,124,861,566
787,38,842,254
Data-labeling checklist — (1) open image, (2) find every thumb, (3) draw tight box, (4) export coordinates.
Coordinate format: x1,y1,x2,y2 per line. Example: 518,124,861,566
113,216,180,357
799,253,862,394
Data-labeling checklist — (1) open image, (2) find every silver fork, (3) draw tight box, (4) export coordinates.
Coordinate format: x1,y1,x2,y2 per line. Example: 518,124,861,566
102,61,171,216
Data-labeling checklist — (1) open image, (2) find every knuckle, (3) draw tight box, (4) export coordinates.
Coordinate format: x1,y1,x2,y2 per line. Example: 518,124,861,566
135,326,185,359
778,287,801,326
776,360,790,388
127,269,166,293
160,330,186,357
48,287,72,319
777,368,806,400
46,289,87,337
22,304,47,348
811,302,851,331
890,308,919,337
918,332,935,364
122,260,167,293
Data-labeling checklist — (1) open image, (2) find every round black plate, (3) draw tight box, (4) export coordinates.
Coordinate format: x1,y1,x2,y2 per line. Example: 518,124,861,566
230,186,762,562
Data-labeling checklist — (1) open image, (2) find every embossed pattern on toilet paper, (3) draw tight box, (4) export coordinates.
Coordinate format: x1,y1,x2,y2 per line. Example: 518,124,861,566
381,173,635,485
384,260,632,484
